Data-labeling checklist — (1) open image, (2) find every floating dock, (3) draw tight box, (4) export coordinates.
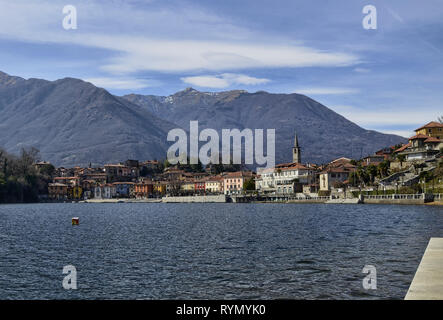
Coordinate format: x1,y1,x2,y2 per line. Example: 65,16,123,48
405,238,443,300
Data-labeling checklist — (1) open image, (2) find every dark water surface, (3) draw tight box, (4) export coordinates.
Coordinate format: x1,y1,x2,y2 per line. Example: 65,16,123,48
0,203,442,299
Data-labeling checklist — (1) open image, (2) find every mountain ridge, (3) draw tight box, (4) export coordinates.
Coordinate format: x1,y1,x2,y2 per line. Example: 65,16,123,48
122,89,406,164
0,71,406,166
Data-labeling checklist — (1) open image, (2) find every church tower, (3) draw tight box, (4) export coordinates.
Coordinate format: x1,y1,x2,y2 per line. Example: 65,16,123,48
292,132,301,163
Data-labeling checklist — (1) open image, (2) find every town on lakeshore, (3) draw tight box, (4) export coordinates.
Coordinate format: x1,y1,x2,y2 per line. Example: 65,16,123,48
1,120,443,204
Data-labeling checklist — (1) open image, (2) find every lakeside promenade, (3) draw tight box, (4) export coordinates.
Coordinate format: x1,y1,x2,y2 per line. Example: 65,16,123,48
406,238,443,300
77,193,443,205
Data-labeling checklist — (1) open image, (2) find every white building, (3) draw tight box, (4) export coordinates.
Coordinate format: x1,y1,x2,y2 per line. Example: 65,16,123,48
205,176,224,194
255,163,314,194
94,184,116,199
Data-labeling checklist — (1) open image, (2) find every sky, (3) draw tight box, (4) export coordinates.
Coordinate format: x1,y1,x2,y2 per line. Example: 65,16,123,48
0,0,442,138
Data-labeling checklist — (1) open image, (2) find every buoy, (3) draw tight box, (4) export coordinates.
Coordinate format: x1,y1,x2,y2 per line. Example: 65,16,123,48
72,217,79,225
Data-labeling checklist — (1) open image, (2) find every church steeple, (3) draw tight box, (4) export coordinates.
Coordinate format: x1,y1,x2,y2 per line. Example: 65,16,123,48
292,132,301,163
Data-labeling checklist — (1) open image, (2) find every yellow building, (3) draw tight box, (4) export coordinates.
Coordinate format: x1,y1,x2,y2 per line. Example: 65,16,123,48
415,121,443,139
153,181,167,195
180,180,195,193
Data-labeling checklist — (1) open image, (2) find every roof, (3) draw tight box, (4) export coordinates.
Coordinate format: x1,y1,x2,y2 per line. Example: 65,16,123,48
409,133,430,140
330,157,352,164
48,183,68,187
415,121,443,131
104,164,126,167
321,167,352,174
205,176,223,182
274,162,309,170
394,143,411,153
424,136,441,143
224,171,254,178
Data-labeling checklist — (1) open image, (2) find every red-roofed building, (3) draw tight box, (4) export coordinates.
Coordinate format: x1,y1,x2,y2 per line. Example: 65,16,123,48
415,121,443,139
223,171,254,195
395,128,442,161
255,162,315,194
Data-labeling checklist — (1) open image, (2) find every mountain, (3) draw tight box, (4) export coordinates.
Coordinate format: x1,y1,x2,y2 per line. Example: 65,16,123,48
0,71,177,167
123,88,406,164
0,70,406,167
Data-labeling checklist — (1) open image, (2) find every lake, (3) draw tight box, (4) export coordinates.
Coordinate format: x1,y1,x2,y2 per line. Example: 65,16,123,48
0,203,442,299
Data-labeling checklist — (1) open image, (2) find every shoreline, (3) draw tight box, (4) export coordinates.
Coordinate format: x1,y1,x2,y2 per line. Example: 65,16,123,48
2,199,442,205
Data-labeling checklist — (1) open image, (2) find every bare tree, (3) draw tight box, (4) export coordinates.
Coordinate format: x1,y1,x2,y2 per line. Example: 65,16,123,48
438,116,443,124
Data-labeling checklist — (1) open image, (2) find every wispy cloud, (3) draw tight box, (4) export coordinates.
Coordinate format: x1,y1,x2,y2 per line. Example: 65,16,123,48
354,68,370,73
0,1,360,74
294,87,359,95
329,105,441,137
84,77,158,90
181,73,270,88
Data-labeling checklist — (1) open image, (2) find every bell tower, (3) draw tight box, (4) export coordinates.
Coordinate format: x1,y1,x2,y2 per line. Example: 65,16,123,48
292,132,301,163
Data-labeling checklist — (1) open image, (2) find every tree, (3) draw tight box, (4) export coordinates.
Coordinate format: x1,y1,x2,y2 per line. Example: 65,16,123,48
367,165,378,183
243,178,255,191
0,147,45,203
438,115,443,124
397,154,406,165
377,160,390,178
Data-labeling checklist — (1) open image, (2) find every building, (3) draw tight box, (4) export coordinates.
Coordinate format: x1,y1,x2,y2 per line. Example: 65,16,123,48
319,167,353,191
255,163,314,194
375,147,395,160
223,171,254,195
134,180,154,198
113,182,135,198
94,184,116,199
292,132,301,163
255,132,314,194
104,164,138,182
396,133,441,161
180,180,195,194
141,160,161,171
194,180,206,194
361,155,385,167
48,183,68,200
153,181,167,196
318,158,356,191
414,121,443,139
124,159,139,168
80,172,107,185
205,176,224,194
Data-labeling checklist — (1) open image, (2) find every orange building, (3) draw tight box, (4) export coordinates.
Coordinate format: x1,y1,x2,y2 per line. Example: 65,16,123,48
134,181,153,198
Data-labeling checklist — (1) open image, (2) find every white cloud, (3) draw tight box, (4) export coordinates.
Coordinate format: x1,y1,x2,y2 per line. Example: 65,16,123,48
294,87,359,95
181,73,270,88
354,67,370,73
0,1,360,74
84,77,157,90
329,105,441,137
381,130,412,138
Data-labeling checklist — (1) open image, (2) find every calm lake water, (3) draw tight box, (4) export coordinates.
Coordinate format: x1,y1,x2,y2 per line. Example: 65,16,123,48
0,203,442,299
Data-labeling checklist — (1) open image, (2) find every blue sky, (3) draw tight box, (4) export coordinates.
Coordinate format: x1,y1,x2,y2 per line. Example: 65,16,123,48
0,0,442,137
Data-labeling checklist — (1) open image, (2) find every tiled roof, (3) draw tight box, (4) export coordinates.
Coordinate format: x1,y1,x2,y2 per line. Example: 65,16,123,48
415,121,443,131
408,133,430,140
224,171,254,178
424,136,441,143
394,143,411,153
112,182,135,185
275,162,308,170
321,167,352,174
